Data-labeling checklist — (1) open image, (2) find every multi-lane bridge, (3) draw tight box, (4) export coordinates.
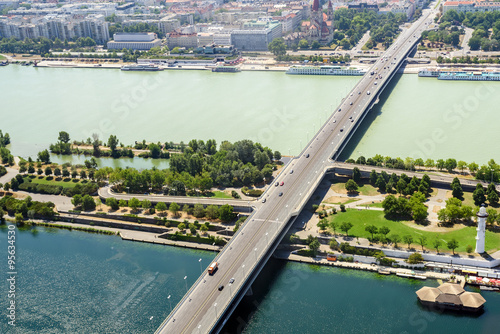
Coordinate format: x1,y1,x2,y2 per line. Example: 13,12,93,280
154,7,439,334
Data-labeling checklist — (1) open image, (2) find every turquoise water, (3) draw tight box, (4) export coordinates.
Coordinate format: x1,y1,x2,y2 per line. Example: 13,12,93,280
0,224,213,333
1,224,498,333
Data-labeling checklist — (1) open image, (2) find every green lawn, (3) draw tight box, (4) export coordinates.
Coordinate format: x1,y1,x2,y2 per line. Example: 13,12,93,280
331,180,381,196
323,198,360,205
25,176,84,189
0,55,5,60
208,191,232,199
328,209,500,253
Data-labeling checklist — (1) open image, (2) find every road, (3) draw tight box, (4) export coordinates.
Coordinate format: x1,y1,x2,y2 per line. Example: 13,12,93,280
156,7,438,334
98,186,254,211
352,31,371,52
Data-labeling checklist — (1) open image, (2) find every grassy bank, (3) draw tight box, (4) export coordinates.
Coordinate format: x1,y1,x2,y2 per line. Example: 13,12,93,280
27,221,118,235
328,209,500,253
25,175,87,189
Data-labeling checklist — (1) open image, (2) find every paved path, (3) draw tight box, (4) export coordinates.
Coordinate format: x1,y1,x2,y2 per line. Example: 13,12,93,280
0,166,19,185
352,31,371,52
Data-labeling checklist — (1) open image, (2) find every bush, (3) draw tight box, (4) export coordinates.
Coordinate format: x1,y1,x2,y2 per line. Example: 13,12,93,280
340,204,346,212
407,252,424,264
241,187,263,197
231,190,240,199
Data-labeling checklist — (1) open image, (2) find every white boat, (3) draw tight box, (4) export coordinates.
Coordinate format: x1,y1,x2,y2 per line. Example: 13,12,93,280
286,65,366,76
121,64,163,71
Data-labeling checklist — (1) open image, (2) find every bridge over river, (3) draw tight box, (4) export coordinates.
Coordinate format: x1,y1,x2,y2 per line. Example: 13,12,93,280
155,7,439,334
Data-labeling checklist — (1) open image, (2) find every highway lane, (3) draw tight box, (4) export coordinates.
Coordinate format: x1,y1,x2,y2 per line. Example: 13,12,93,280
157,7,439,334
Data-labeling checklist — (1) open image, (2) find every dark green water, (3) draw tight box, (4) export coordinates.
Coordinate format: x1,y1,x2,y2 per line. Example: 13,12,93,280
1,225,499,334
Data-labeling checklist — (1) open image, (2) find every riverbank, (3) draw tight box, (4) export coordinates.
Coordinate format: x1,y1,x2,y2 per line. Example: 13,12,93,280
16,214,499,286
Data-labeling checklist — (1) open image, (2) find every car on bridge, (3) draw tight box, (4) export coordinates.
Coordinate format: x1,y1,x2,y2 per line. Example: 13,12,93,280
279,192,283,197
280,181,284,186
218,285,224,291
275,182,279,187
262,198,266,203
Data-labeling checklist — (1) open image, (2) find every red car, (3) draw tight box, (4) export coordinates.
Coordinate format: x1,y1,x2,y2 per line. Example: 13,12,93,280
280,181,284,186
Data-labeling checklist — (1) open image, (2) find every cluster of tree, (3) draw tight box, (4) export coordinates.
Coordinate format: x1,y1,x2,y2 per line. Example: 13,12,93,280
108,22,165,39
0,195,55,220
0,130,10,147
440,10,500,51
0,130,14,166
437,55,500,64
437,197,474,225
0,37,96,55
349,155,500,182
305,234,321,255
382,192,428,222
331,9,406,50
49,131,72,155
370,170,432,198
421,24,462,48
473,183,498,207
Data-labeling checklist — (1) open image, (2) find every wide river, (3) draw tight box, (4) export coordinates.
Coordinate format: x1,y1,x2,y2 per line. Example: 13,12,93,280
1,225,498,334
2,65,500,166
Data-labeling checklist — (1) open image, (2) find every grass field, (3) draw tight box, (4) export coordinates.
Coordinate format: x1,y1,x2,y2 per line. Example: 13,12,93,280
328,209,500,253
0,55,5,60
208,191,232,199
26,176,84,189
331,180,381,196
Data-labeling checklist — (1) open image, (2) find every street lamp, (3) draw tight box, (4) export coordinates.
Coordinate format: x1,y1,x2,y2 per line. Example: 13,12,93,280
265,232,269,244
212,242,216,257
184,276,188,293
168,295,172,312
242,264,245,276
214,302,218,317
254,247,258,261
199,258,202,275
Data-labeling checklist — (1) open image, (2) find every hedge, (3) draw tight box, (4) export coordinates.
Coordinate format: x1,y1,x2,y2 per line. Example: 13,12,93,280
18,182,63,195
241,187,263,197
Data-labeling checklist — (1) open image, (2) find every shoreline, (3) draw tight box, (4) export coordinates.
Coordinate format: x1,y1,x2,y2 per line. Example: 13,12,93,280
10,218,496,286
6,57,500,74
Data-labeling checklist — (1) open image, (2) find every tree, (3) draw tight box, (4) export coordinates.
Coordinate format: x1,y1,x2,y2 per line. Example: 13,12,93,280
444,158,457,173
218,204,234,222
447,238,459,255
352,167,361,183
128,197,141,211
403,234,414,249
62,168,70,178
118,199,128,208
206,205,219,220
468,36,481,50
433,237,442,253
466,245,473,254
142,199,151,210
54,167,61,177
156,202,167,214
193,204,206,218
330,221,338,235
379,226,390,236
200,224,209,235
80,170,87,179
468,162,479,174
376,175,386,192
188,223,197,235
58,131,70,144
169,202,180,216
369,170,378,185
309,238,321,255
407,252,424,264
451,177,463,199
44,166,52,176
273,151,282,160
417,235,427,252
108,135,119,156
178,222,186,232
390,234,401,248
106,198,119,210
473,185,486,206
365,225,378,240
298,39,309,49
345,179,358,194
268,38,287,58
340,222,353,236
457,160,467,174
37,149,51,164
81,195,96,211
149,143,162,159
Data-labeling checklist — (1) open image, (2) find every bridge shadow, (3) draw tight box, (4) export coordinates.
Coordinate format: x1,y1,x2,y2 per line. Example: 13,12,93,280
219,257,287,334
338,72,405,161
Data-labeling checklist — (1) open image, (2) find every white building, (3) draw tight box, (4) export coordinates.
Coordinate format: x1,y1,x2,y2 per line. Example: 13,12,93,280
107,32,161,50
442,1,500,13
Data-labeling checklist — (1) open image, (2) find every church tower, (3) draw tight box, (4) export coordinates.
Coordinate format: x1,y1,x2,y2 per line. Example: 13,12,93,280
327,0,333,21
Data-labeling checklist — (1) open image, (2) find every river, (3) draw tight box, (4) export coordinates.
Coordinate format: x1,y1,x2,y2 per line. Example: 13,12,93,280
1,66,500,166
1,225,498,334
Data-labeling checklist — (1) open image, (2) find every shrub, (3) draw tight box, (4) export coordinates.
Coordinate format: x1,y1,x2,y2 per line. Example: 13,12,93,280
407,252,424,264
241,187,263,197
340,204,346,212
